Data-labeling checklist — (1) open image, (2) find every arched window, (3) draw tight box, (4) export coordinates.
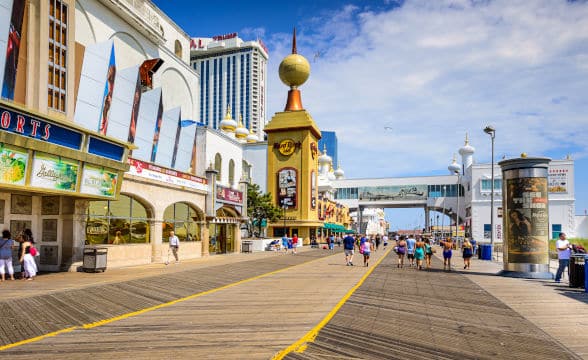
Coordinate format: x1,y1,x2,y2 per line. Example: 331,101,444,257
228,159,235,186
242,160,251,182
174,40,183,58
163,202,202,242
86,194,150,245
214,153,222,182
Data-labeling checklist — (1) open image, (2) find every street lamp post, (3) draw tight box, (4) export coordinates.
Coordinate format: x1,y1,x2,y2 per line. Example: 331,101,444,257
454,170,461,241
484,125,496,245
282,204,288,237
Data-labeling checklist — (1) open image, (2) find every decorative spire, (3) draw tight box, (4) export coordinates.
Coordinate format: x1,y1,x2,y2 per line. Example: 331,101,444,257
465,132,469,145
225,105,232,119
279,28,310,111
292,27,297,54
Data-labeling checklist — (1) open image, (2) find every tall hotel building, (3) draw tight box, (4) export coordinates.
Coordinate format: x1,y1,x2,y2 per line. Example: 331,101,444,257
190,34,269,139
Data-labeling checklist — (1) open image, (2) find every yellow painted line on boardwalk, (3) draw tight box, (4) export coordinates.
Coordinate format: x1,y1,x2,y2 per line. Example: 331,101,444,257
0,326,78,351
0,253,335,351
272,249,392,360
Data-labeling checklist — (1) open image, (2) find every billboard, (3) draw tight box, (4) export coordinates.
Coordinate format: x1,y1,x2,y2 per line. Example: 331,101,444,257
548,168,568,193
106,65,140,142
153,107,180,168
0,142,27,185
30,153,79,192
132,87,161,162
277,168,297,208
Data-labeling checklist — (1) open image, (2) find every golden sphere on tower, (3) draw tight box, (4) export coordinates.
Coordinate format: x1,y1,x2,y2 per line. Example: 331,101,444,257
279,54,310,88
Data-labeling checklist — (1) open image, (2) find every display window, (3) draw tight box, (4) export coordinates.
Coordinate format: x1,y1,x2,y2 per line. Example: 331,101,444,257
163,202,202,242
86,194,150,245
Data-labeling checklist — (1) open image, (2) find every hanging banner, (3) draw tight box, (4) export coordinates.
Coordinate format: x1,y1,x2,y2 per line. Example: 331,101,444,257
216,185,243,205
80,165,119,198
505,177,549,264
1,0,26,100
0,143,27,185
30,153,78,192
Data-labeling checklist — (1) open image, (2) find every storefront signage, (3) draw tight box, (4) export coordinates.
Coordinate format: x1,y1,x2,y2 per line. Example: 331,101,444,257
80,165,119,198
216,185,243,205
0,103,82,150
505,177,549,264
0,143,28,185
278,139,296,156
127,158,207,192
30,153,79,192
548,168,568,193
359,185,427,201
277,168,297,208
212,32,237,41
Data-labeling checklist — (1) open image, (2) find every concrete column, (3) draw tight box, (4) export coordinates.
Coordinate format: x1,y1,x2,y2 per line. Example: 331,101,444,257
200,221,209,257
150,219,163,263
71,199,90,265
234,223,242,253
205,167,219,218
424,206,430,232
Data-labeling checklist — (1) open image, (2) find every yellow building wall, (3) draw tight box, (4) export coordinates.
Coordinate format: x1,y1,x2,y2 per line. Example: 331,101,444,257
265,110,323,243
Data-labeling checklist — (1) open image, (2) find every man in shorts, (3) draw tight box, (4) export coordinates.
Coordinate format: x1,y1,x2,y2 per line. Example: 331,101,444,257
406,234,416,267
343,233,356,266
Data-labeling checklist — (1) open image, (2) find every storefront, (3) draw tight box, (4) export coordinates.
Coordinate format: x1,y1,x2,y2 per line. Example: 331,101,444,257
0,100,131,271
208,185,243,254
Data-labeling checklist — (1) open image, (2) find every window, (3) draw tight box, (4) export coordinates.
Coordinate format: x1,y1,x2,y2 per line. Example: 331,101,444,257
48,0,68,112
163,202,201,242
481,179,502,191
174,40,182,58
214,153,222,182
228,159,235,186
552,224,562,240
86,194,150,245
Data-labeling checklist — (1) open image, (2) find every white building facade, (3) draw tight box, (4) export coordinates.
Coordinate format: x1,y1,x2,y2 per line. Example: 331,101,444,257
190,34,268,140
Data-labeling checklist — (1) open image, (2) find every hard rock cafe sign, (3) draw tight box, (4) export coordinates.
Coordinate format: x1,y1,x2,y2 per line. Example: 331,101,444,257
278,139,296,156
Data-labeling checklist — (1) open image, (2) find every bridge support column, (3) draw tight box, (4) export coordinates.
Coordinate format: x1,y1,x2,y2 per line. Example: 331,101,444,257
424,206,430,233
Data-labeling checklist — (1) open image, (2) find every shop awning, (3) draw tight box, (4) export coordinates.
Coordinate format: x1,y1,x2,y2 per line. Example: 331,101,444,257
323,223,347,232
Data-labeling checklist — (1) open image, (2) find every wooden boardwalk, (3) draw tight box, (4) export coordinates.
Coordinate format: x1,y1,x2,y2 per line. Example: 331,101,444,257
0,246,584,359
282,253,581,360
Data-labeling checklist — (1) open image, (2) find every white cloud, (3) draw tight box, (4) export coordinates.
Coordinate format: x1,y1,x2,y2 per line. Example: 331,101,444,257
264,0,588,179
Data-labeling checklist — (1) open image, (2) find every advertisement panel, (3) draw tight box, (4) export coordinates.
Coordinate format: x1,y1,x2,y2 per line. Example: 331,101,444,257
505,177,549,264
0,143,27,185
359,185,427,201
30,153,78,192
98,46,116,135
548,168,568,193
80,165,119,198
277,168,297,208
216,185,243,205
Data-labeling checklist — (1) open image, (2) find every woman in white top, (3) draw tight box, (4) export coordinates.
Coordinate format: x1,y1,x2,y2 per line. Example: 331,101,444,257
362,239,373,267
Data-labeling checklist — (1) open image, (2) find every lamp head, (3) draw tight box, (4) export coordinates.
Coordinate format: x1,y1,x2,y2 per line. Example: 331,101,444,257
483,125,496,136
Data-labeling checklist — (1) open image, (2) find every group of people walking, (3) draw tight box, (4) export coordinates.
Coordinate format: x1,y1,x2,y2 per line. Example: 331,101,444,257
394,235,476,271
0,229,38,282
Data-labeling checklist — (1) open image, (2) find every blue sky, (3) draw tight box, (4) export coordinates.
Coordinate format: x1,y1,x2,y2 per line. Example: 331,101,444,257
154,0,588,230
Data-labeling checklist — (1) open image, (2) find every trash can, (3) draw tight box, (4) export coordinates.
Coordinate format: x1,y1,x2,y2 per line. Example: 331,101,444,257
480,244,493,260
569,254,585,288
585,256,588,293
83,247,108,272
242,241,253,253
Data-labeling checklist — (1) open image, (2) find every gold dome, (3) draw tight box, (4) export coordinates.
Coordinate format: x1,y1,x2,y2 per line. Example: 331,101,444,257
235,115,248,139
279,54,310,89
220,105,237,132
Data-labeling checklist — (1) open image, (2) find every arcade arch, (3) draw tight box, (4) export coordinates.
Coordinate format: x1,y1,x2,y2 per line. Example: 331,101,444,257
162,202,204,242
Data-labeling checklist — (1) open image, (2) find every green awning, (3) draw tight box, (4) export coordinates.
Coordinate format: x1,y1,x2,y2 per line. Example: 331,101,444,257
323,223,347,232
